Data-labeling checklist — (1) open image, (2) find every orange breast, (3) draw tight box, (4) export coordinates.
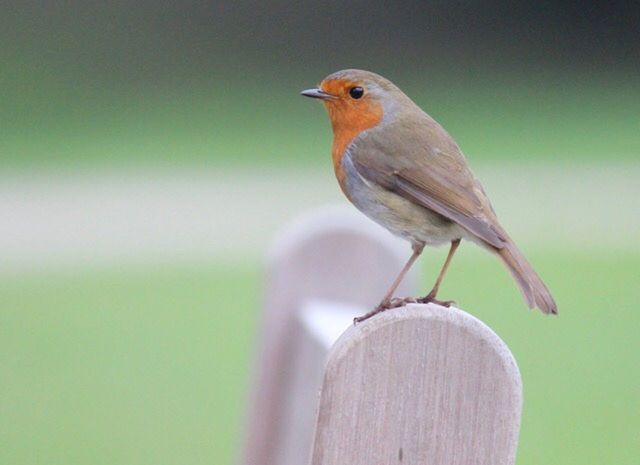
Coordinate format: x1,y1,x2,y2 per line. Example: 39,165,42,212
321,80,383,199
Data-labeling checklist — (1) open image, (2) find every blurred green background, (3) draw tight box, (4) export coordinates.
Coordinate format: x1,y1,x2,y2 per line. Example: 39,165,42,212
1,2,638,465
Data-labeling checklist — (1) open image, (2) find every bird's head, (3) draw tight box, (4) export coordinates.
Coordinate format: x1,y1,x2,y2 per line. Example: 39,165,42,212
301,69,409,136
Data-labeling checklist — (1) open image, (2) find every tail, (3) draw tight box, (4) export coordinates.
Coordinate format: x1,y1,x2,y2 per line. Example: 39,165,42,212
496,240,558,315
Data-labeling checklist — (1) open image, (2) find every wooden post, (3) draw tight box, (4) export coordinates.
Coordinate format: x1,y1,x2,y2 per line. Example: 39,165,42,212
309,304,522,465
241,206,416,465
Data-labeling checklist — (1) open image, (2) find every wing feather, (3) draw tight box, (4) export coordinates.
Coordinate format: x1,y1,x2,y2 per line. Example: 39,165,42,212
351,113,506,248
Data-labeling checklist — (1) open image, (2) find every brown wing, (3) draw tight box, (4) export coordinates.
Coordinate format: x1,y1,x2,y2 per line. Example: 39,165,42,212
351,114,507,249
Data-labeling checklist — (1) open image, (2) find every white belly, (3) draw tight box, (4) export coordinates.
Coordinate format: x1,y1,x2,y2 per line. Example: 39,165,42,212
341,153,464,247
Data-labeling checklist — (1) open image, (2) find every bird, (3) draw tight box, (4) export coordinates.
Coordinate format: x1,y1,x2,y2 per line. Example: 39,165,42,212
301,69,557,323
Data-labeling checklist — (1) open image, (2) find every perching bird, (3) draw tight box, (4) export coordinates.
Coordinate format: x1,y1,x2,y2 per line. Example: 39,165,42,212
301,69,557,322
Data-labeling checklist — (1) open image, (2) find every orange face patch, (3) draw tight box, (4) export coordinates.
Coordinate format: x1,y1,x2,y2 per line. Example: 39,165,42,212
320,79,384,198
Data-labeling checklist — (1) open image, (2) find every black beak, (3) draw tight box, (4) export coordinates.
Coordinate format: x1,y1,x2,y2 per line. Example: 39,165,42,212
300,88,335,100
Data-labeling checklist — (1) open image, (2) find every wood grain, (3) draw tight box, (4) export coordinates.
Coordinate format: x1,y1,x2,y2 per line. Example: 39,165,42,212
309,304,522,465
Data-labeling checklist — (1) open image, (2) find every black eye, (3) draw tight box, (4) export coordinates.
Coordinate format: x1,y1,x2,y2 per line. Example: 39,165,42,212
349,86,364,99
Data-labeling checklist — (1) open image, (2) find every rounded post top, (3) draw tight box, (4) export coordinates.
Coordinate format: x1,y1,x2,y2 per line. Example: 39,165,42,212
329,303,521,387
311,303,523,465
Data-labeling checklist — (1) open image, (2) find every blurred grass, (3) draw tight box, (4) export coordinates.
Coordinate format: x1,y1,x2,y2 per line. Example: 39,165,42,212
2,73,638,169
0,265,259,465
1,250,638,465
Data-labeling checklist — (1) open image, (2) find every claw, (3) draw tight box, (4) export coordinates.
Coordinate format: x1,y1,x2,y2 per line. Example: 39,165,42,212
416,291,456,308
353,301,389,324
353,296,420,324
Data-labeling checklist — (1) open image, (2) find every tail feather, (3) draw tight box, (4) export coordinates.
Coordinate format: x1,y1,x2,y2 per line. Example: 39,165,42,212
497,240,558,315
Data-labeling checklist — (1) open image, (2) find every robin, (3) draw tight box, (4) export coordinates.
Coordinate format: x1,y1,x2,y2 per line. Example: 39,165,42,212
301,69,557,323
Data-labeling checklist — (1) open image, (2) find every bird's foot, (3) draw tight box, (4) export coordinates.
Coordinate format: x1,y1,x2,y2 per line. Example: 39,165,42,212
353,303,388,325
415,291,456,308
353,297,417,324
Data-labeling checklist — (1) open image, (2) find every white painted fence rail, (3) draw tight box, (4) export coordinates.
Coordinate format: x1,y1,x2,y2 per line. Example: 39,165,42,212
241,206,522,465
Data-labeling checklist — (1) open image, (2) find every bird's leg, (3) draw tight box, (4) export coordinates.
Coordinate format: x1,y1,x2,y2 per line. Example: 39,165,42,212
417,239,461,307
354,242,425,324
